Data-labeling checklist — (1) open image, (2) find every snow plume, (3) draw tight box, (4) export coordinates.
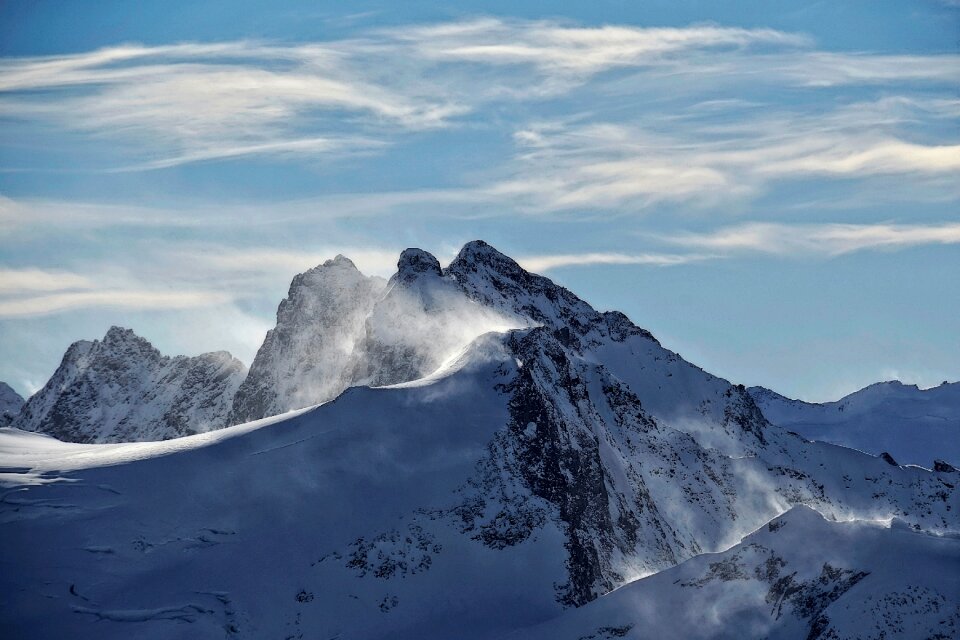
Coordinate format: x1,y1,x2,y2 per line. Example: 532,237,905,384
355,272,526,388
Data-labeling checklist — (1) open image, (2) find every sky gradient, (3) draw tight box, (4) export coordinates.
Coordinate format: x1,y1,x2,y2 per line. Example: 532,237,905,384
1,0,958,402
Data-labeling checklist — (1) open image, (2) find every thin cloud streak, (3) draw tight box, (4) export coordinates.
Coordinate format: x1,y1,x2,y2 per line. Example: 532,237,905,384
387,19,809,73
0,290,233,318
2,18,956,173
660,222,960,256
0,269,96,293
493,96,960,212
518,252,712,271
189,246,403,278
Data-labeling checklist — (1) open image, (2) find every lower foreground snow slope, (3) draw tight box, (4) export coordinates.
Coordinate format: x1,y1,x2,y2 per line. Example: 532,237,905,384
2,327,958,638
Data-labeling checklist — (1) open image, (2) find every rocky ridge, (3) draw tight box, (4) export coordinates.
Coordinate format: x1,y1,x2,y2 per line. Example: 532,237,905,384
13,326,246,442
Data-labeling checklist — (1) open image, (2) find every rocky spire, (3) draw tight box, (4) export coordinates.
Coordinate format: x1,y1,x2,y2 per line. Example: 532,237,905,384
14,327,246,443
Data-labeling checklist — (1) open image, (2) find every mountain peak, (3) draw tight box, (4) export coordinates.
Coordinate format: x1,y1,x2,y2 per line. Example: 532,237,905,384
98,326,163,361
450,240,521,274
103,325,138,342
15,325,246,442
394,247,442,283
323,254,358,269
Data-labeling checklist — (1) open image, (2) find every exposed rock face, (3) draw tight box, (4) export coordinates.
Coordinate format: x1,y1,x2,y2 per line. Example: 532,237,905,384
0,381,25,427
933,459,957,473
230,247,521,422
12,327,246,443
228,255,386,424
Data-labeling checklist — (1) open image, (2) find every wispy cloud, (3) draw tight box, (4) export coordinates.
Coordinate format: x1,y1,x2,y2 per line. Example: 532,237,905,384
489,94,960,212
5,18,954,173
0,40,463,169
659,222,960,256
0,242,407,320
0,289,232,318
387,19,808,74
0,268,96,293
517,251,711,271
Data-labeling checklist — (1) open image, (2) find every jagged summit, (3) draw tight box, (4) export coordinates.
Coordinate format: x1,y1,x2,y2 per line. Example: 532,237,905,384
98,325,164,360
394,247,442,283
14,326,246,443
327,253,356,267
449,239,520,270
228,256,387,424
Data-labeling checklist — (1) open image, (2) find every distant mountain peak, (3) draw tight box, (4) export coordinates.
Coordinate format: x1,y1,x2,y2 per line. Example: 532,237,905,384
15,327,246,443
329,253,353,264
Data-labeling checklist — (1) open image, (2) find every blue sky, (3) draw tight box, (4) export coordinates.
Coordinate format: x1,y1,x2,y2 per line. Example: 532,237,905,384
1,0,958,401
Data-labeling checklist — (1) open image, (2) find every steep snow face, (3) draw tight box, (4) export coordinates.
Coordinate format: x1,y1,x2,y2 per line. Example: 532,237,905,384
2,328,956,638
518,506,960,640
12,327,246,443
0,382,24,427
750,381,960,467
446,241,769,456
229,256,386,424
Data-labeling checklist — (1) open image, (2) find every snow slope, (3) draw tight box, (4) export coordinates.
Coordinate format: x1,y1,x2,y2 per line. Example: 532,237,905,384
13,327,247,443
0,381,24,427
515,505,960,640
2,241,957,638
1,325,956,638
750,381,960,467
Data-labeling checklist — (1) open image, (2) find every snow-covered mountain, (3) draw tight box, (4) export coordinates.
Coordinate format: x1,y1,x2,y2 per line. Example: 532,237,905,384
229,248,519,424
229,255,386,425
0,381,24,427
1,241,957,638
518,505,960,639
13,326,247,443
750,381,960,468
